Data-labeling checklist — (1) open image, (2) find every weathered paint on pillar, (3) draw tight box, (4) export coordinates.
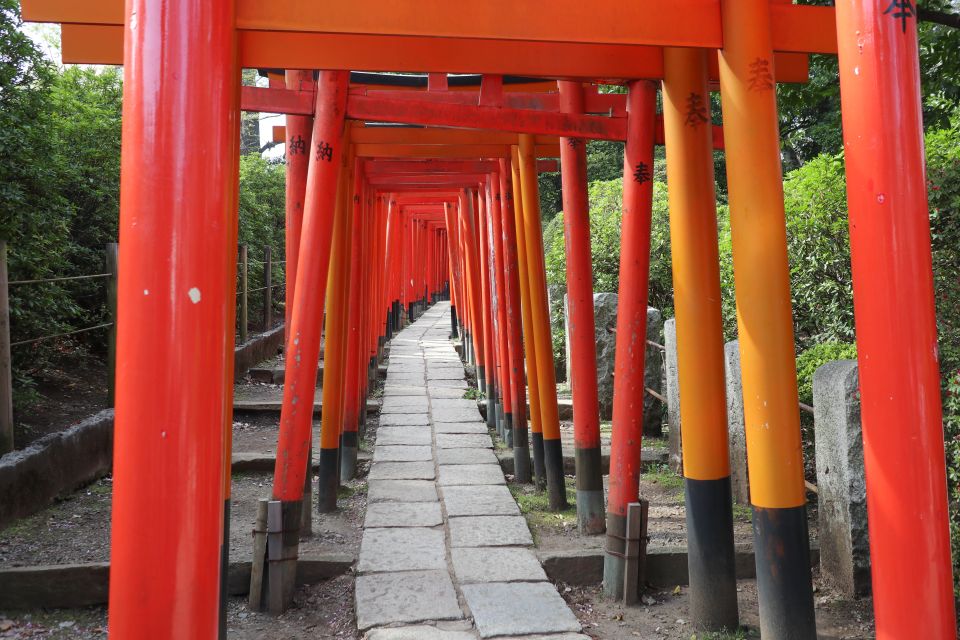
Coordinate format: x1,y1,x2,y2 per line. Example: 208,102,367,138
518,134,567,511
559,81,605,534
835,0,957,634
718,1,816,635
603,80,656,600
662,46,738,631
108,0,238,634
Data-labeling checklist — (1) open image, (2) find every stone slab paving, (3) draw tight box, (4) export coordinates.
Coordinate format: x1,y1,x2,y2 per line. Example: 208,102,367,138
356,302,582,639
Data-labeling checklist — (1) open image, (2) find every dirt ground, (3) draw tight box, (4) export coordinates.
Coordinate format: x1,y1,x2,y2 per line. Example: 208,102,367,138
12,350,108,450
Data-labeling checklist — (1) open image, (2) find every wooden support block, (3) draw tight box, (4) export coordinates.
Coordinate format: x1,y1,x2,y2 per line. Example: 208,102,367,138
248,499,269,611
623,500,650,605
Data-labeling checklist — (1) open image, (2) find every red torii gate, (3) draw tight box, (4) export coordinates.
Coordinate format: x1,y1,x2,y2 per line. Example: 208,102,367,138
21,1,957,639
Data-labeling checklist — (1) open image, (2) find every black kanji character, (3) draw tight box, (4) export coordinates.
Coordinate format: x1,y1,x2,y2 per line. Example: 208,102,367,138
685,92,709,127
883,0,915,33
288,135,306,156
567,137,583,149
633,162,651,184
748,57,774,92
316,141,334,162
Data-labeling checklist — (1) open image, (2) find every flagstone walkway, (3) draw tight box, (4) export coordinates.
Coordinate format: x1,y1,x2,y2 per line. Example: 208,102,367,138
356,302,589,640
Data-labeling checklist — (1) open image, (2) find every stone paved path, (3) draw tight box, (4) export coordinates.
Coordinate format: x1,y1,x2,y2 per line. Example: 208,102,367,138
356,302,589,640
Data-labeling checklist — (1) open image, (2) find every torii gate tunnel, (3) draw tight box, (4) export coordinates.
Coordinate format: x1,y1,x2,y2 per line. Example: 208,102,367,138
22,0,957,638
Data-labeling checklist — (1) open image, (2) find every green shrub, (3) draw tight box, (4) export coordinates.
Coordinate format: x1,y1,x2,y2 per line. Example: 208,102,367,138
795,341,858,407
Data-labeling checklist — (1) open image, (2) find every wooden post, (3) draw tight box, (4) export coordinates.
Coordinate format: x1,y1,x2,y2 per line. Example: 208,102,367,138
239,245,249,343
105,243,119,407
0,241,12,455
263,245,273,331
248,499,269,611
623,499,649,605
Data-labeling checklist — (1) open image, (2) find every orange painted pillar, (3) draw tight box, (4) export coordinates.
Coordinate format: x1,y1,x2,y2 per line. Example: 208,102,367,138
603,80,657,599
559,81,605,534
108,0,238,635
511,149,546,488
835,0,957,635
518,134,567,510
718,0,815,634
498,159,532,483
662,47,739,630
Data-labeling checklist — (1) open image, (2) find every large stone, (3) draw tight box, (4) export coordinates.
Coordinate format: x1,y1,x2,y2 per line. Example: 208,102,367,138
438,464,506,486
449,516,533,547
373,445,434,462
383,385,428,397
365,626,476,640
357,527,447,573
442,485,519,516
368,461,436,481
461,582,581,638
814,360,871,597
724,340,749,506
434,421,488,434
451,547,547,583
432,407,484,423
643,306,665,436
380,413,431,427
592,293,619,421
437,447,499,466
364,502,443,528
355,570,462,630
436,433,492,449
664,318,682,473
380,396,430,413
367,479,438,503
429,387,468,399
376,427,433,446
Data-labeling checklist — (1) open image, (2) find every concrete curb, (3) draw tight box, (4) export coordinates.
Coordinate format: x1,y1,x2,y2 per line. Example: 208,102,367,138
537,544,820,588
0,554,355,610
0,410,114,529
234,324,285,378
497,448,668,477
231,451,371,473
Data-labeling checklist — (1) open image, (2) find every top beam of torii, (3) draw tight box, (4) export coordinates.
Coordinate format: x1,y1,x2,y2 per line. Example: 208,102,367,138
22,0,836,76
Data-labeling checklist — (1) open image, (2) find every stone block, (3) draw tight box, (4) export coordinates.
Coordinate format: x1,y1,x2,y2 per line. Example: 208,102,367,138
724,339,749,506
357,527,447,573
380,413,431,427
436,434,492,449
373,445,434,462
367,480,438,503
814,359,871,597
451,547,547,583
442,485,519,516
434,421,488,434
643,306,665,436
664,318,683,473
355,570,462,630
382,385,428,397
437,448,499,466
429,388,468,399
368,461,436,481
380,397,430,413
432,407,484,423
438,464,506,486
376,428,433,446
364,502,443,528
449,516,533,547
461,582,581,638
364,626,476,640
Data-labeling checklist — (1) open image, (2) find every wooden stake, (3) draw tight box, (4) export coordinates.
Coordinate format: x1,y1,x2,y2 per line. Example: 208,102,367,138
623,499,649,605
105,243,119,407
248,499,269,611
239,244,249,343
263,245,273,330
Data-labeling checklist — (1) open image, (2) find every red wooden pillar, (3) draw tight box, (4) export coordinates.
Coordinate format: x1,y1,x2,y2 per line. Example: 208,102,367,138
559,81,605,535
603,80,657,598
284,70,314,330
478,188,495,408
269,71,350,609
341,159,365,481
489,173,512,444
108,0,239,635
835,1,957,635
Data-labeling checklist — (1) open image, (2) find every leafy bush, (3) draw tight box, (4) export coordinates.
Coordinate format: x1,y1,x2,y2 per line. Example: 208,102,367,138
944,371,960,594
795,341,858,407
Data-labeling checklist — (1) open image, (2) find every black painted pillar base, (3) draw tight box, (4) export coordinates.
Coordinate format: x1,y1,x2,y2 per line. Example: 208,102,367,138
542,437,568,510
477,365,486,394
218,497,230,639
575,446,606,534
753,505,817,639
450,305,459,338
340,431,358,483
531,431,547,490
316,448,340,513
685,477,740,631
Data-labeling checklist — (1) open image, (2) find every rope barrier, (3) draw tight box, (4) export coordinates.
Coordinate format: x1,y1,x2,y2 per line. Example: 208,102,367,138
11,322,113,347
9,273,111,286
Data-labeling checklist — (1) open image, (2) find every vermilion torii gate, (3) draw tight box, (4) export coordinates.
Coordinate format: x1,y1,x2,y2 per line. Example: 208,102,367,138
23,1,957,639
